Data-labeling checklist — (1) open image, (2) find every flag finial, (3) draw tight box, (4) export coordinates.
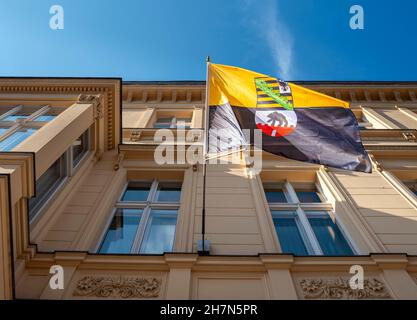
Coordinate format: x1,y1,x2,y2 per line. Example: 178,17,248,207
206,56,211,63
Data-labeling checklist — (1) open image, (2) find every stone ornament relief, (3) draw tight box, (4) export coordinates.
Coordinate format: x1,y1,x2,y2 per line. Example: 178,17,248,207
299,278,391,299
73,276,161,298
77,94,104,119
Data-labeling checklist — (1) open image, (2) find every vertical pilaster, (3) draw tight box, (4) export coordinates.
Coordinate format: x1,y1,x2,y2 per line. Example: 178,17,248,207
260,255,298,299
373,254,417,300
165,254,197,300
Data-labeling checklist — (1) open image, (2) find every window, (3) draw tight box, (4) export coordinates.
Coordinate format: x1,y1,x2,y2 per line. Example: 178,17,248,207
28,152,67,221
272,211,308,255
265,181,354,256
28,128,91,221
154,116,192,129
0,129,38,151
0,105,60,151
99,180,181,254
34,114,56,122
71,129,90,167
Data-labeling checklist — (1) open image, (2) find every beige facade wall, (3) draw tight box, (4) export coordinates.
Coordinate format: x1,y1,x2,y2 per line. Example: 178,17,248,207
332,170,417,253
33,151,123,252
2,80,417,300
193,164,267,255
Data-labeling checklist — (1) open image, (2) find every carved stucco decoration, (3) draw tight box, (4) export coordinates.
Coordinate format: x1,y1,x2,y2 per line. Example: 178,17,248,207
130,129,141,142
73,276,161,298
299,278,391,300
77,94,104,119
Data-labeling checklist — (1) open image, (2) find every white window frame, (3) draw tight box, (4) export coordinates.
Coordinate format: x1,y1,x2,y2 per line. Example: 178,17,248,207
0,105,54,150
265,180,355,255
97,179,181,254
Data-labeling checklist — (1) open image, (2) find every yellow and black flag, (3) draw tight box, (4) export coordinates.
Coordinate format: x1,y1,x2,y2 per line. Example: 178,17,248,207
207,63,372,172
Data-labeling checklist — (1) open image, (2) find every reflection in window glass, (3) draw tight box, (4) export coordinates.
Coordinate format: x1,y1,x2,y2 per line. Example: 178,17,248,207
140,210,177,254
155,183,181,202
307,213,353,256
99,209,143,254
101,180,182,254
272,212,308,256
296,191,322,203
0,129,37,151
3,114,30,121
265,189,287,203
34,115,56,122
175,118,192,129
154,117,173,129
0,128,8,135
122,182,151,202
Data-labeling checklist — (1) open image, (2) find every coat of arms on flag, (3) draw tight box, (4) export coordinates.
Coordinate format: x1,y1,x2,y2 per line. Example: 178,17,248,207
254,77,297,138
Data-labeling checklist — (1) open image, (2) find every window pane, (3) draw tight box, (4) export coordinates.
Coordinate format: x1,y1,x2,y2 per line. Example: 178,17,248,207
28,154,66,219
3,114,30,121
0,128,8,135
34,115,56,122
0,129,37,151
154,117,173,128
140,210,177,254
122,182,151,201
307,213,354,256
72,130,89,166
265,189,287,203
99,209,142,254
155,183,181,202
272,212,308,255
296,191,322,203
154,122,172,129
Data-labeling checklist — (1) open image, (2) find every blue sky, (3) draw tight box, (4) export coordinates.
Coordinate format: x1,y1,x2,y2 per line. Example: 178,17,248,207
0,0,416,81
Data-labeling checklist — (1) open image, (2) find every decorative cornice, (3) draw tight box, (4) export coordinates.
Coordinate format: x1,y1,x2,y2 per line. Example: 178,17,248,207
299,278,391,299
402,132,417,142
77,94,104,119
73,276,161,298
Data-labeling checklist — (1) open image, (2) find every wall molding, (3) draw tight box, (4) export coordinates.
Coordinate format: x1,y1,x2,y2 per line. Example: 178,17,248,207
299,277,391,299
73,275,161,298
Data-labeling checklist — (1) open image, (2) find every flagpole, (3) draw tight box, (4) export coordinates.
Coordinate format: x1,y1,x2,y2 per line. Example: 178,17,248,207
200,56,211,255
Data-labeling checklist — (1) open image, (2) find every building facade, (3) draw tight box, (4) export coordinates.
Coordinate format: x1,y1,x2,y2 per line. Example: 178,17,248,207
1,78,417,300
